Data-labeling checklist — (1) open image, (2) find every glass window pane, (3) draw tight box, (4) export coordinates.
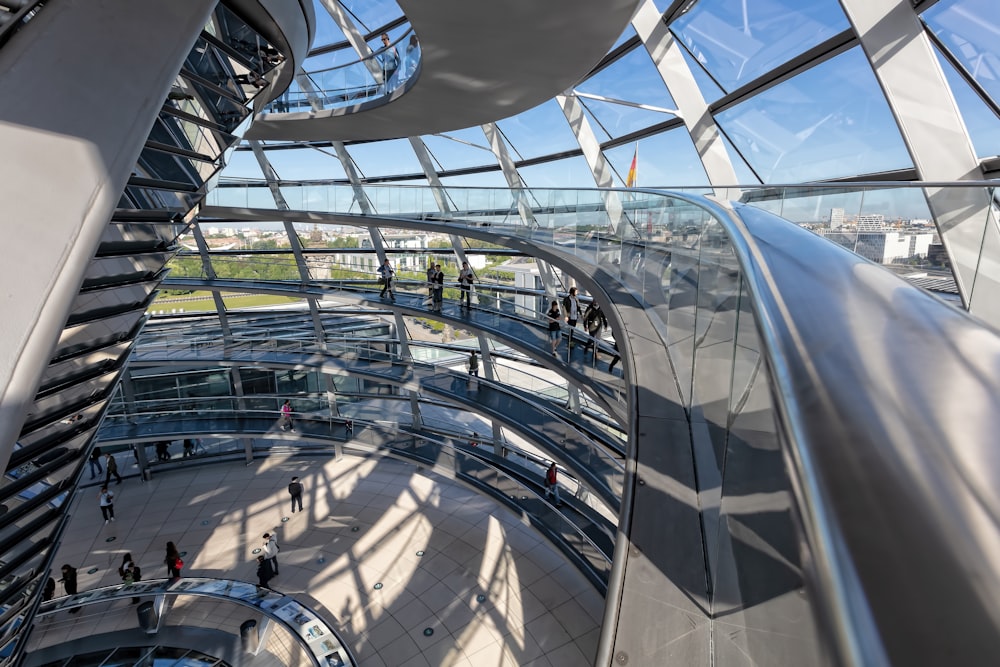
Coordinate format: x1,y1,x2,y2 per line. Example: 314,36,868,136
422,128,498,171
606,128,710,187
932,44,1000,159
923,0,1000,109
496,99,582,160
715,47,911,182
670,0,850,92
518,155,598,188
347,138,423,177
577,44,676,110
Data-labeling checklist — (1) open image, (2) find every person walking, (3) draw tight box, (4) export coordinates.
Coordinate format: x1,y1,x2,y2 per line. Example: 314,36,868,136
583,301,608,358
431,263,444,311
458,261,475,309
279,399,295,433
262,533,279,576
88,446,103,480
288,476,303,514
59,564,80,613
546,300,562,357
98,486,115,524
544,462,563,507
562,287,581,349
105,452,122,485
467,350,479,379
42,576,56,602
165,541,183,578
256,555,274,588
377,258,395,300
119,552,142,604
608,341,621,373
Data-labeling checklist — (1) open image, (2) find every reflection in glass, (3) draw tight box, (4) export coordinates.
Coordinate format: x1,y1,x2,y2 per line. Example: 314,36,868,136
670,0,850,92
923,0,1000,111
715,48,911,182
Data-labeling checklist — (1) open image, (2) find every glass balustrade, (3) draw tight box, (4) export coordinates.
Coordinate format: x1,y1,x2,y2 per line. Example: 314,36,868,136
267,29,420,114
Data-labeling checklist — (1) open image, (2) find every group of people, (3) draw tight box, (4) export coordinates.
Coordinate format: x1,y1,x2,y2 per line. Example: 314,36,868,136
375,32,419,92
377,259,477,312
545,287,620,370
53,475,310,610
51,541,184,612
88,447,122,484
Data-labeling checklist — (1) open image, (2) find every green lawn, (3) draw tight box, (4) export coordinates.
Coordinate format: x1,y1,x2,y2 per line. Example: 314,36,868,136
151,291,303,313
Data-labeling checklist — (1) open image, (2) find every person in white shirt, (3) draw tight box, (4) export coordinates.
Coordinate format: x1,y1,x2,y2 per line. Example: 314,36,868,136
262,533,279,576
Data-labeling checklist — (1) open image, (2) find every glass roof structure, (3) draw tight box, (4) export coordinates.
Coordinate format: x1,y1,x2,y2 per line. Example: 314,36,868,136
2,0,1000,666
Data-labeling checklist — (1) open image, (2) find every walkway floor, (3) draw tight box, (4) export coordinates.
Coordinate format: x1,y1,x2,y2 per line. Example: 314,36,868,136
44,453,604,666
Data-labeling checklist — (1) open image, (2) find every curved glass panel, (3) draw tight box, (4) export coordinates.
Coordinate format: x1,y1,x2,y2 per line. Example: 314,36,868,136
272,29,419,113
923,0,1000,109
670,0,850,92
715,47,911,182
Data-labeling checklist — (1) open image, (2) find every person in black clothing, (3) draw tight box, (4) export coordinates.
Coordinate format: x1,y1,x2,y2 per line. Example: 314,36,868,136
88,446,103,480
583,301,608,358
165,541,182,578
288,476,304,513
42,577,56,602
105,452,122,485
60,564,80,613
256,555,274,588
546,300,562,356
608,341,621,372
431,264,444,311
119,553,142,604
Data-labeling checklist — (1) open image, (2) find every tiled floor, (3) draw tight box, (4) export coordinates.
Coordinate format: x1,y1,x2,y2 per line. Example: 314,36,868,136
46,453,604,666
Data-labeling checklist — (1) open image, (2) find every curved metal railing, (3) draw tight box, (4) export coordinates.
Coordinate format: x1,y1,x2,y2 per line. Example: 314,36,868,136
268,28,419,113
31,578,356,667
194,182,1000,665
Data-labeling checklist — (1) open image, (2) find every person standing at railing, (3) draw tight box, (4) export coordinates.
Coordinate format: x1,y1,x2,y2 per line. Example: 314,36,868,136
425,261,437,303
458,261,475,309
544,462,562,508
279,399,295,433
377,258,396,301
376,33,399,90
431,263,444,311
399,34,419,83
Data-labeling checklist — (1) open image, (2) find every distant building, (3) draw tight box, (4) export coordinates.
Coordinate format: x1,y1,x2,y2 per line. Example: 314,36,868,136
820,230,934,264
830,208,845,229
857,214,885,231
